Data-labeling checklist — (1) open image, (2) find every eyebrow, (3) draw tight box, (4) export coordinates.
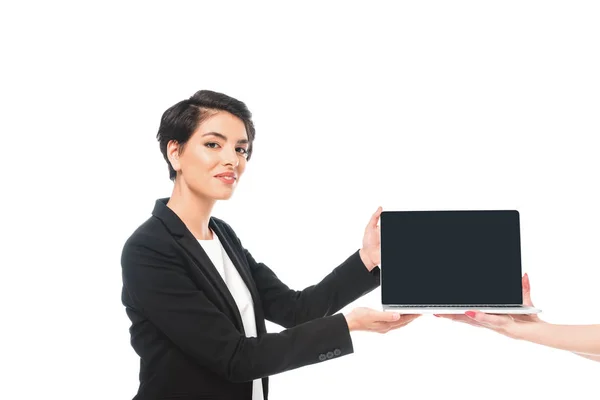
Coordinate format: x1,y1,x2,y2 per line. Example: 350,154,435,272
202,132,249,145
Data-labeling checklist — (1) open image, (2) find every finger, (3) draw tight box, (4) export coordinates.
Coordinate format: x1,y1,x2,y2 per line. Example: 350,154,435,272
371,313,417,332
368,206,383,229
375,311,402,322
386,314,421,329
401,314,421,322
384,321,410,331
522,273,534,307
434,314,456,319
387,314,420,326
465,311,511,328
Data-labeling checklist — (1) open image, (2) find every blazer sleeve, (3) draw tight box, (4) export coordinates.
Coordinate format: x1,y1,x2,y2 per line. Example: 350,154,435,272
245,250,380,328
121,235,354,383
220,221,381,328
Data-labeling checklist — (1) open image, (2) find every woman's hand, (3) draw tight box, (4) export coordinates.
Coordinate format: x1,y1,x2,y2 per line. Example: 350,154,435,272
436,275,600,359
345,307,420,333
436,273,543,339
360,207,383,272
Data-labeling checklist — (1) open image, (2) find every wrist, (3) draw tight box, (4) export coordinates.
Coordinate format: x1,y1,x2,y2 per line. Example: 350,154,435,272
359,248,375,271
344,313,358,332
508,320,539,341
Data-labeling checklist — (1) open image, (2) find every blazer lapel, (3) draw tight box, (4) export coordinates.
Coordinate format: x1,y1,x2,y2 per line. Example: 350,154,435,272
152,198,244,331
210,219,266,329
176,234,245,330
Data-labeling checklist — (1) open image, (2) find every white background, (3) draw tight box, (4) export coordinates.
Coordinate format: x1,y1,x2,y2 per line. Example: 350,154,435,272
1,1,599,399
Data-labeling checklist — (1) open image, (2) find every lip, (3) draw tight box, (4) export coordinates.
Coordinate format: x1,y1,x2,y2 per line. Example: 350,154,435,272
214,172,237,179
214,172,237,185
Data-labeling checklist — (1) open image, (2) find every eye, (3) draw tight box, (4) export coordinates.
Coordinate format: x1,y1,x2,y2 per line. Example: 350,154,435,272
205,142,220,149
236,147,248,156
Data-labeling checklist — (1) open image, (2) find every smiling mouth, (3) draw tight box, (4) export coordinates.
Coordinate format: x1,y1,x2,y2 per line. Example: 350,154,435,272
216,175,236,184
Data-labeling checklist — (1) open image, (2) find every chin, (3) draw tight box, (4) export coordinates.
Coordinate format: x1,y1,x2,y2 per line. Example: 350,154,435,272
214,190,235,201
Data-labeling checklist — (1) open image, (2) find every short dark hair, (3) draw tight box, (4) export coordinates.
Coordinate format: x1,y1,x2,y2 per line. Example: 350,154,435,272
156,90,256,181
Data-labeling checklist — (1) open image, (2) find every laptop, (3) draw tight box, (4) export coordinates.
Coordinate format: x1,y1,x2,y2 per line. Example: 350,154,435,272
381,210,540,314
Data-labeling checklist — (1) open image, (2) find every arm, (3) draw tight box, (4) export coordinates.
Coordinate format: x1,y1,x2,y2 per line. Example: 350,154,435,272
514,323,600,358
439,274,600,362
573,353,600,362
225,208,384,328
446,311,600,363
218,219,380,328
245,249,380,328
121,236,354,382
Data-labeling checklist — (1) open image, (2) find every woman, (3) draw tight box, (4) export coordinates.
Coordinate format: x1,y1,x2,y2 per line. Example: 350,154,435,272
436,273,600,362
121,89,420,400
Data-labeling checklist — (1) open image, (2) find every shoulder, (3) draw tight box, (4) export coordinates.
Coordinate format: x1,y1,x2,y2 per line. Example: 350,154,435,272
121,215,178,266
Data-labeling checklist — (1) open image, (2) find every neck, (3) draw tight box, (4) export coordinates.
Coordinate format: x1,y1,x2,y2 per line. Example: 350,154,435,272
166,180,215,240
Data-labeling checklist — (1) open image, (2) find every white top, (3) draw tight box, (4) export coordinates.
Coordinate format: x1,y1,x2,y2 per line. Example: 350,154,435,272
198,231,263,400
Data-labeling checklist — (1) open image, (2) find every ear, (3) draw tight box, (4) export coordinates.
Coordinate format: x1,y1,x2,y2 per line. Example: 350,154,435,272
167,140,182,172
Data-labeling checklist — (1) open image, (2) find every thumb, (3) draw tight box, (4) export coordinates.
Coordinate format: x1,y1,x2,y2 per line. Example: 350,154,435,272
522,273,535,307
369,207,383,229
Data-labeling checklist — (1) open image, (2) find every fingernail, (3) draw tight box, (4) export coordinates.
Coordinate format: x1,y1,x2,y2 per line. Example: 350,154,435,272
393,313,400,320
465,311,476,318
433,314,440,317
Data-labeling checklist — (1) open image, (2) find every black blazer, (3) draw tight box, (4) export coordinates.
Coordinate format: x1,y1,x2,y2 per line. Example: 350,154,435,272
121,198,381,400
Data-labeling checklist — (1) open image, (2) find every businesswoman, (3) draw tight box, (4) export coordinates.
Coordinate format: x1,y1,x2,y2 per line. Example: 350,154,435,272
121,90,419,400
437,274,600,362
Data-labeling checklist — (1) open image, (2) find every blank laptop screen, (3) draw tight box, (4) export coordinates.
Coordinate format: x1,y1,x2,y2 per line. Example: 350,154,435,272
381,211,523,305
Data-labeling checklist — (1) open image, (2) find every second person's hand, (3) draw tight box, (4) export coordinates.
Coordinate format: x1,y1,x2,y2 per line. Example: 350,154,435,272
435,273,542,338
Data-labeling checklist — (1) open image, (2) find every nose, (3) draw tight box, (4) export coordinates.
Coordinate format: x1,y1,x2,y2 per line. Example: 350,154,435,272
221,147,239,167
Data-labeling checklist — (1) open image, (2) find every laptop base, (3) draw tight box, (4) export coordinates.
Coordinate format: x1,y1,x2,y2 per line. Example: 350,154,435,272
382,305,541,314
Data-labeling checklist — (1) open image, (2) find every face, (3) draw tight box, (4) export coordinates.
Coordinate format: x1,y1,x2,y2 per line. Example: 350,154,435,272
167,111,249,200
